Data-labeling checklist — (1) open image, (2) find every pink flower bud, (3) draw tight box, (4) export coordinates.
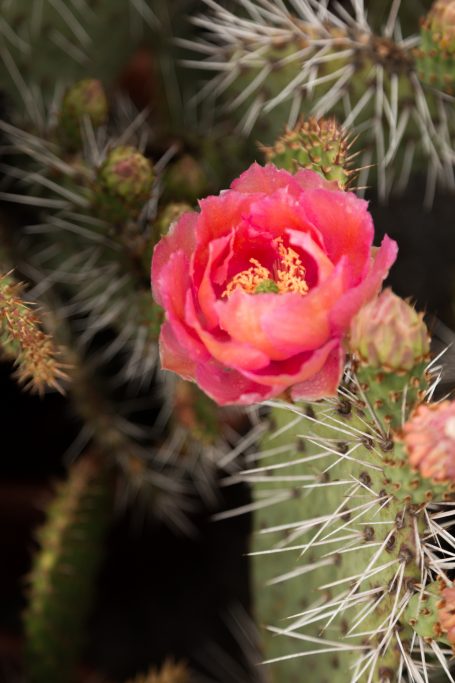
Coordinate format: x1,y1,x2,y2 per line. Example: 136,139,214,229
349,289,429,371
438,585,455,646
402,401,455,481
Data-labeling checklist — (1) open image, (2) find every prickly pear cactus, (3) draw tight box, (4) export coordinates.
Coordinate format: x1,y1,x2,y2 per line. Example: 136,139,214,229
189,0,455,203
239,156,455,682
262,118,356,188
249,290,455,682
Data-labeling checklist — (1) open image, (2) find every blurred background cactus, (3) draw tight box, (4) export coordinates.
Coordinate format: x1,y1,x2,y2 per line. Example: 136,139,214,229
3,1,455,683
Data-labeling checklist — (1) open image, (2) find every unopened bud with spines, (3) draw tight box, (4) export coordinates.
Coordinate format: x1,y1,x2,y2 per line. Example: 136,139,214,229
416,0,455,94
350,289,430,373
93,146,154,224
349,290,430,431
57,79,108,152
402,401,455,482
261,117,355,189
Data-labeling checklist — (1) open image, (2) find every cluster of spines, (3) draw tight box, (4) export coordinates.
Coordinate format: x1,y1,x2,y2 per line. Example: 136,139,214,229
0,270,67,393
23,453,112,683
187,0,455,205
261,117,357,189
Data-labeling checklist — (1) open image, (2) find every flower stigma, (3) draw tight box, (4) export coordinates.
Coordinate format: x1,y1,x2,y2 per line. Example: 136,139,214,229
222,237,309,297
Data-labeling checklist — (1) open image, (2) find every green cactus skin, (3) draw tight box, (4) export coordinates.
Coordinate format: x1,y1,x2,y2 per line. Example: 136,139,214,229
250,352,455,683
416,0,455,94
0,1,158,102
190,1,455,203
23,454,112,683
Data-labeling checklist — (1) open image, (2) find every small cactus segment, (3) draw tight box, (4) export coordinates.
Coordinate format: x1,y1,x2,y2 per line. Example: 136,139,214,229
416,0,455,94
126,660,190,683
57,79,108,152
403,580,445,640
23,454,112,683
349,291,431,431
261,118,353,188
93,146,155,224
250,275,455,681
0,272,67,393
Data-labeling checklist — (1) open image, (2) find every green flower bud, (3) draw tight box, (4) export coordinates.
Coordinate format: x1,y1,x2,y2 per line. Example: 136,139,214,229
58,79,108,152
93,146,154,224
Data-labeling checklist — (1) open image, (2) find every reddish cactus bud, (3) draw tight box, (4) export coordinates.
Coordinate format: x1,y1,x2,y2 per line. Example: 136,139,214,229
438,585,455,646
402,401,455,481
93,146,154,224
349,289,430,372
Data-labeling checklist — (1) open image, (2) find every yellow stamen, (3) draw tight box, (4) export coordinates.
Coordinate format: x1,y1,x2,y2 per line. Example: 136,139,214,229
222,237,309,297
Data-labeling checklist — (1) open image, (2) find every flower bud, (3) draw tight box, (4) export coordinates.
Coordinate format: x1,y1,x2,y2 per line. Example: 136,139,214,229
416,0,455,94
58,79,108,151
402,401,455,482
349,289,430,372
262,117,353,188
438,584,455,646
93,146,154,224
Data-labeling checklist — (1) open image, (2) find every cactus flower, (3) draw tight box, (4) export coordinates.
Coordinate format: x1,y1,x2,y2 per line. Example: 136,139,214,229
403,401,455,481
350,289,430,371
152,163,397,405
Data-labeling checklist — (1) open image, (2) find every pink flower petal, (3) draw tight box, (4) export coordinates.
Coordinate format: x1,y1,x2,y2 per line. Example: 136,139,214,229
293,168,339,192
290,344,345,401
287,228,334,284
259,260,349,355
159,321,196,380
185,291,270,371
197,233,232,329
196,191,257,248
247,189,325,250
230,162,302,195
241,339,340,388
330,235,398,333
301,188,374,284
152,212,198,306
195,360,277,406
158,251,209,363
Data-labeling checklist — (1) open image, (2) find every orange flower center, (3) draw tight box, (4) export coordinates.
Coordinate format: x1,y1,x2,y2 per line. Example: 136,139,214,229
222,237,309,298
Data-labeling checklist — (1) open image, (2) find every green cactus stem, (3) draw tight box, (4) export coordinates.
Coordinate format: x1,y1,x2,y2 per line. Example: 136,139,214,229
249,298,455,682
23,453,112,683
416,0,455,94
189,0,455,203
0,270,67,393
